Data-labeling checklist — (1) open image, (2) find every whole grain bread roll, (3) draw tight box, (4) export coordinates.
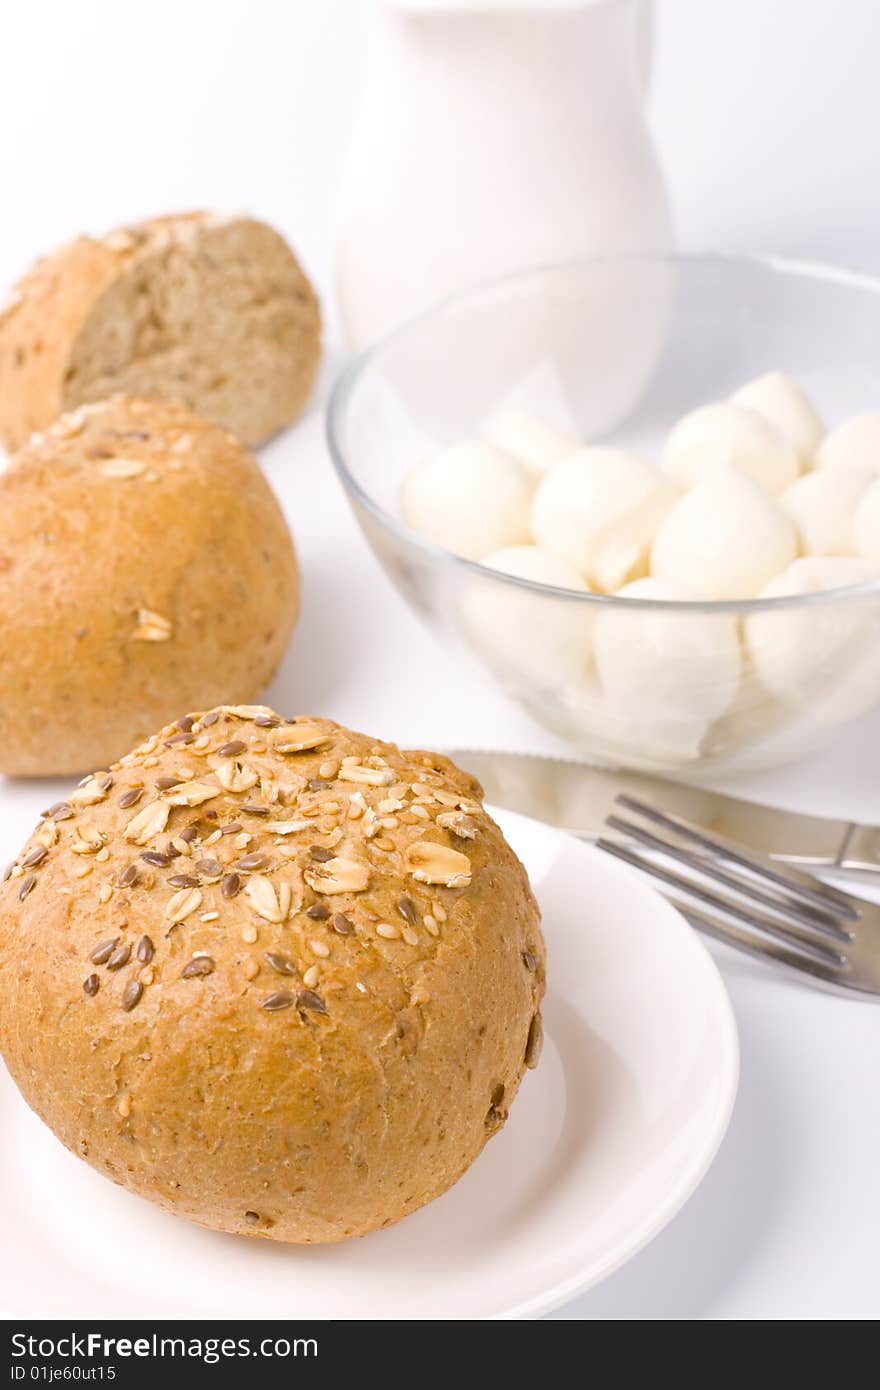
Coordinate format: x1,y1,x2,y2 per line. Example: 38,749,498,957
0,213,321,452
0,709,545,1243
0,397,299,775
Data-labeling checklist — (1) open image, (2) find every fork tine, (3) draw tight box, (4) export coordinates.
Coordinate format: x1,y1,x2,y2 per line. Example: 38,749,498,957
605,812,854,944
597,834,847,971
615,793,860,923
677,904,860,994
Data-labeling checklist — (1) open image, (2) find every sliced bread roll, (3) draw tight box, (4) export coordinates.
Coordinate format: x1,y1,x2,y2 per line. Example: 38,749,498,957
0,213,321,453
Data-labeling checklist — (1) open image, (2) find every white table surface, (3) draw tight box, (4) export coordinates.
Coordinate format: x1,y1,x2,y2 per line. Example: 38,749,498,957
1,0,879,1322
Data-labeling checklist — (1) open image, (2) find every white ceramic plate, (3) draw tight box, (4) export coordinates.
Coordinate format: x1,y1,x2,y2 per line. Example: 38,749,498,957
0,809,738,1320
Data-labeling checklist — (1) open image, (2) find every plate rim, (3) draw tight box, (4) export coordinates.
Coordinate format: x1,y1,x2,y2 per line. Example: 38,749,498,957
487,813,740,1320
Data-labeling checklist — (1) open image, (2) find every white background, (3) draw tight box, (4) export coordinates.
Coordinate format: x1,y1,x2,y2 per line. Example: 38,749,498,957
1,0,879,1321
3,0,880,295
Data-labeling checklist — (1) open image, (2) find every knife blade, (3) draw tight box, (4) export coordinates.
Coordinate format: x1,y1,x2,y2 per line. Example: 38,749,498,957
446,749,880,876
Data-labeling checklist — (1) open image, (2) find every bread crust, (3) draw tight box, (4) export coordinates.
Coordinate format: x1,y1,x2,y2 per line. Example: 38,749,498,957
0,710,545,1243
0,213,321,452
0,396,299,774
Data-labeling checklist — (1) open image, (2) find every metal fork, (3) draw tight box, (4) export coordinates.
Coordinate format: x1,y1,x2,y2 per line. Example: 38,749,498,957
597,794,880,998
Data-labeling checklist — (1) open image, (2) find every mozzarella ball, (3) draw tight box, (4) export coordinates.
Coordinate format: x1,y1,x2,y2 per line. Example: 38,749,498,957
730,371,824,463
651,468,797,600
746,556,880,718
558,675,709,768
462,545,591,689
703,689,820,774
663,401,800,494
594,577,741,748
402,442,533,560
815,413,880,473
780,468,874,556
483,405,577,477
855,478,880,562
532,447,676,592
481,544,588,593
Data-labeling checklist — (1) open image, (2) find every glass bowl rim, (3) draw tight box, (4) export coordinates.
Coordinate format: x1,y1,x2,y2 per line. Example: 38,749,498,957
325,250,880,616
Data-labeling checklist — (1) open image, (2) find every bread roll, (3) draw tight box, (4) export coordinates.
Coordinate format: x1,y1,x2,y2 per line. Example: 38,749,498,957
0,213,321,452
0,710,545,1243
0,397,298,774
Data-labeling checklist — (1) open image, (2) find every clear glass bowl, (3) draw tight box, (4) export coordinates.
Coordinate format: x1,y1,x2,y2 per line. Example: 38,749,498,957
326,254,880,776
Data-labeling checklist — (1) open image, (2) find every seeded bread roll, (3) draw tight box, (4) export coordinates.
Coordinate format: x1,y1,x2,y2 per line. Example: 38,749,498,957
0,212,321,452
0,709,545,1244
0,397,299,775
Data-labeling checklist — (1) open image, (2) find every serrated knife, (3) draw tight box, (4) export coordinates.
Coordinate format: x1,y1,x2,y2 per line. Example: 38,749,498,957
445,749,880,877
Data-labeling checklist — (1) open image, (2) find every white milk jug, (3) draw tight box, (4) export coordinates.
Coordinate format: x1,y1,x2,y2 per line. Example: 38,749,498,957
337,0,671,349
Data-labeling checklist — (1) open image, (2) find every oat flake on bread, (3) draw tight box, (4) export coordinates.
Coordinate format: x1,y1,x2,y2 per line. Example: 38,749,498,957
0,709,545,1244
0,211,321,452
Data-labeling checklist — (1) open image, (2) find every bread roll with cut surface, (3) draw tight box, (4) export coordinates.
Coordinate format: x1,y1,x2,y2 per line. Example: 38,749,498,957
0,710,545,1244
0,397,298,775
0,213,321,452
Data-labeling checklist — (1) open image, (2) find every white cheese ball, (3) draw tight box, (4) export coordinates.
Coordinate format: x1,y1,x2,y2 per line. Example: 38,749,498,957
558,674,709,768
651,468,797,600
663,401,800,494
594,578,741,757
855,478,880,563
730,371,824,463
746,556,880,719
779,468,874,556
462,545,592,689
815,413,880,473
532,447,676,592
481,544,588,593
483,405,577,477
402,442,534,560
